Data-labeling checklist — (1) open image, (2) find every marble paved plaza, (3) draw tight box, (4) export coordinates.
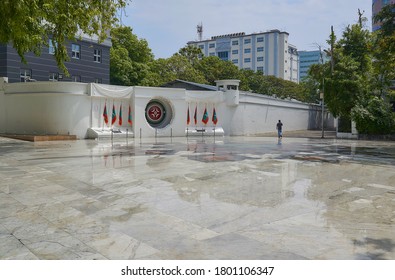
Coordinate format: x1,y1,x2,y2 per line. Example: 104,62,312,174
0,135,394,260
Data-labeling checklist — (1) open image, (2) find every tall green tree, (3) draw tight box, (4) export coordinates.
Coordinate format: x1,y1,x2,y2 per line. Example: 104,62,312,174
305,9,395,134
372,3,395,97
195,56,241,85
239,69,308,102
0,0,127,75
323,16,372,118
110,26,154,86
142,55,207,87
177,45,203,66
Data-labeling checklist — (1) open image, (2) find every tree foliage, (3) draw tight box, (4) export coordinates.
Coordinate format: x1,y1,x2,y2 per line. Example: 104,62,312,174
112,34,310,102
351,97,395,134
177,45,203,66
0,0,127,75
195,56,241,85
110,26,154,86
305,8,395,134
240,71,307,101
372,3,395,97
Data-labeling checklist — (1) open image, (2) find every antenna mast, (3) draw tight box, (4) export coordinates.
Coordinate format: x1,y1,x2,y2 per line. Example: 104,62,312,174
197,23,203,41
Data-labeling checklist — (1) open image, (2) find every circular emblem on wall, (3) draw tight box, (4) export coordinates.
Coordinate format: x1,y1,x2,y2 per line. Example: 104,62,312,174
145,101,166,125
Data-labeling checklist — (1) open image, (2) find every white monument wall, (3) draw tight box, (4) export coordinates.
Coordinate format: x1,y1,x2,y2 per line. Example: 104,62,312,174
1,82,91,137
0,80,330,139
0,83,5,134
229,92,310,135
134,86,186,138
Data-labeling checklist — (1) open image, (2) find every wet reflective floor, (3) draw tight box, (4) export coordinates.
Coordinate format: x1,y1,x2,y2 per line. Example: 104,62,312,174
0,136,394,259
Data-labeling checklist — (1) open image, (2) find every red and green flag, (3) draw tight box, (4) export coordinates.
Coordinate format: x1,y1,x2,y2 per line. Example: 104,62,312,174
212,107,218,125
103,103,108,125
187,105,190,125
193,105,197,125
118,104,122,126
202,107,209,125
111,104,117,125
128,105,132,125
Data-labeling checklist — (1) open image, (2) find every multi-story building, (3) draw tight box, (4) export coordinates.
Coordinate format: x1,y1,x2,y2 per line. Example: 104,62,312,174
372,0,395,31
0,35,111,84
298,50,330,81
187,29,299,83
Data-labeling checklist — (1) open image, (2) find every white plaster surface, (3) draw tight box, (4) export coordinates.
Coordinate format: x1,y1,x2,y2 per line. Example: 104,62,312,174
0,81,332,139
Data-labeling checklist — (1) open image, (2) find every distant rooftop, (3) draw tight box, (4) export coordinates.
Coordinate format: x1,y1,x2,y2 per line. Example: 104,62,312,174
189,29,289,43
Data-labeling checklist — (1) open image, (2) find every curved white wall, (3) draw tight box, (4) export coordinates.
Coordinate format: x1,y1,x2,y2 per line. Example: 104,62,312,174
1,82,91,138
0,80,331,139
3,93,91,137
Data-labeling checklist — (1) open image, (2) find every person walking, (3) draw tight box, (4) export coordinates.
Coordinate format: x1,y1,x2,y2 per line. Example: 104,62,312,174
276,120,283,139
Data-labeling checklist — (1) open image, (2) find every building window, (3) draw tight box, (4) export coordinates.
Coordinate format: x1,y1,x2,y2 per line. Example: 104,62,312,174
209,52,215,56
232,40,238,45
232,50,238,55
217,51,229,61
257,67,264,73
257,57,264,62
72,44,81,59
20,69,32,82
244,48,251,54
209,43,215,48
49,39,56,54
244,58,251,63
94,49,102,63
244,67,251,70
232,59,238,64
257,47,264,52
49,72,58,81
94,78,102,84
72,75,81,82
199,45,204,49
257,37,264,42
244,38,251,44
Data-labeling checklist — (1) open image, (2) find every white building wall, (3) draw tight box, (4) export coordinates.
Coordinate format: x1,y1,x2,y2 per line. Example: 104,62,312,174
0,82,91,137
278,33,287,79
230,92,310,135
188,30,298,82
0,80,327,139
133,86,187,138
0,82,6,134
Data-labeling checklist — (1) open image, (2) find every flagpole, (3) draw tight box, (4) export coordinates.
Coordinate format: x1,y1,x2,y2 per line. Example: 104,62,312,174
102,99,106,131
213,105,216,138
186,103,189,138
111,101,113,142
101,99,103,131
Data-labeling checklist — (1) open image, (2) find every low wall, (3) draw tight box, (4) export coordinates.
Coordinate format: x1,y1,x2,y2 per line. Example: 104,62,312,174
1,82,91,138
0,80,334,139
226,92,334,136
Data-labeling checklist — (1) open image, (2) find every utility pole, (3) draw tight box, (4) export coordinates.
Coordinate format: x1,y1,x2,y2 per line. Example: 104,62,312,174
319,45,325,139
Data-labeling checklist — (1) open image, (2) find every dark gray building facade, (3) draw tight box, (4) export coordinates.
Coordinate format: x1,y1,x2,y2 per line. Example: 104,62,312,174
0,37,110,84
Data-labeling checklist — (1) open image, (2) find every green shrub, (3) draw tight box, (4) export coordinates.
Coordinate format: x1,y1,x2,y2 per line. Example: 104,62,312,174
351,97,395,134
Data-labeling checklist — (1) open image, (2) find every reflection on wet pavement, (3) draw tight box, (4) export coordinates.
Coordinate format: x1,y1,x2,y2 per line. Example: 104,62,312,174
0,136,394,260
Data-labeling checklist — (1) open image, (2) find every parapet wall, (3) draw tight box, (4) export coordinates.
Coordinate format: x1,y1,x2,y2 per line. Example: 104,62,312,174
0,80,334,139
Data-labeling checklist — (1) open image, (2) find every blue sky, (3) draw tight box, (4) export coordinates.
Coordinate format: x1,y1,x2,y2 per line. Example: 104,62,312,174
122,0,372,59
